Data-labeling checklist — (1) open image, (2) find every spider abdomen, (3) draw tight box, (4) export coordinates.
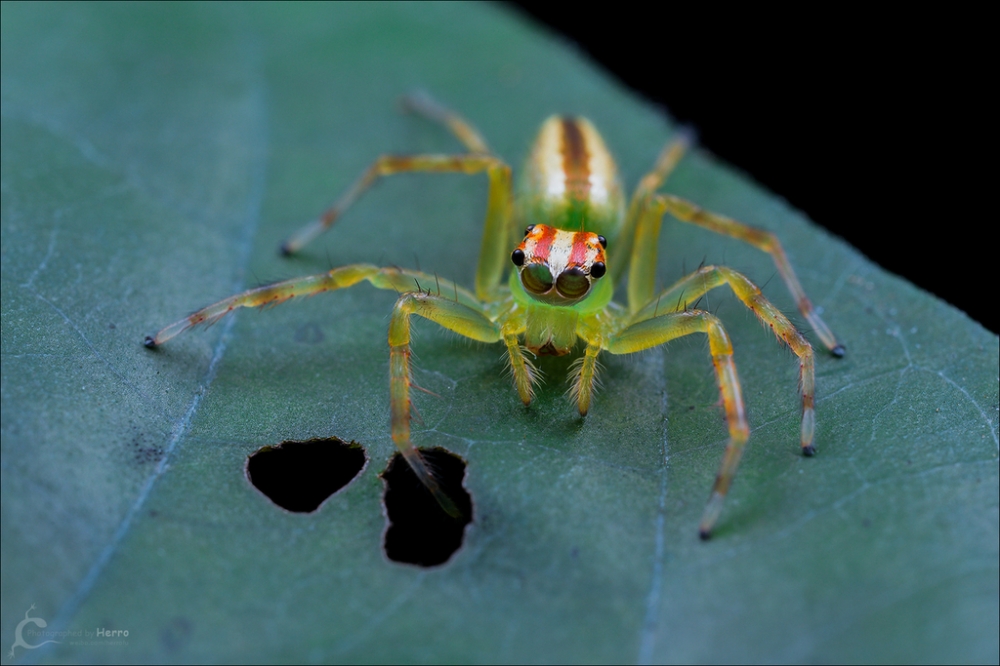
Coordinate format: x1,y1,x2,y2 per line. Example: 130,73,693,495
517,116,626,239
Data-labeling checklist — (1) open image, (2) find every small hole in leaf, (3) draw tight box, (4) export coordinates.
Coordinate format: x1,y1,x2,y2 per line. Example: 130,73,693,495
381,447,472,567
246,437,366,512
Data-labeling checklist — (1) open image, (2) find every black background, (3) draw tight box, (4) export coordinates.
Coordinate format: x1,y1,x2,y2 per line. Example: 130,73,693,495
508,5,994,334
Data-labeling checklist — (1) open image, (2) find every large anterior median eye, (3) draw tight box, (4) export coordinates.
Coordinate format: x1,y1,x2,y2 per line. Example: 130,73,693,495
556,268,590,299
521,263,553,294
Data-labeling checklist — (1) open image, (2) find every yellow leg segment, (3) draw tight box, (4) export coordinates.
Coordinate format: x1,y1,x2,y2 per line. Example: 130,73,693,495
280,153,512,302
627,195,669,314
388,292,502,516
399,91,491,155
498,314,536,405
658,194,843,356
606,310,749,539
569,343,602,416
632,265,816,454
608,131,693,285
145,264,480,347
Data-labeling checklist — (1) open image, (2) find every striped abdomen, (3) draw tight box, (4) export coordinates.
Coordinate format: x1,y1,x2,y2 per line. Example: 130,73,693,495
518,117,626,240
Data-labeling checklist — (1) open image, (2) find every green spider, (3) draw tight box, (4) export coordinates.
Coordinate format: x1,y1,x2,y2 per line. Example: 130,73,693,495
146,93,843,539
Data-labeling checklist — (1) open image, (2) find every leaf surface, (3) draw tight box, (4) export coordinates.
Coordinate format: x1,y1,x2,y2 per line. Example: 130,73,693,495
2,4,997,663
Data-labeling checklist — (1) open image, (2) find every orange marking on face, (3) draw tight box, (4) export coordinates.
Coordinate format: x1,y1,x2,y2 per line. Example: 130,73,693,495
530,225,557,263
569,231,591,267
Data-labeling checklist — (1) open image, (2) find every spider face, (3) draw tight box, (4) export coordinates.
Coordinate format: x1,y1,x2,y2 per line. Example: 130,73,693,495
511,224,607,306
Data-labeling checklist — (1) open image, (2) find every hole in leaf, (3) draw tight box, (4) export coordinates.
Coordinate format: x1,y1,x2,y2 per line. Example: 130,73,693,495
381,447,473,567
246,437,366,512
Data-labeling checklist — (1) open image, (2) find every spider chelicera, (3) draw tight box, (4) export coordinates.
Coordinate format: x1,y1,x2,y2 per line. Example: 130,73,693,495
146,93,844,539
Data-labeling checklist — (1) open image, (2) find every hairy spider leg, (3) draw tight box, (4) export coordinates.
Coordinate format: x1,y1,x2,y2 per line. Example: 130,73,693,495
143,264,479,347
569,342,603,416
604,310,748,539
607,131,693,285
495,310,538,405
647,194,844,356
388,291,503,516
631,265,817,453
280,155,513,300
570,308,622,415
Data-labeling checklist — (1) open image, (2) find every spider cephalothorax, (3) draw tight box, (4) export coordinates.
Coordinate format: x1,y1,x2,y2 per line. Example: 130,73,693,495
147,93,844,538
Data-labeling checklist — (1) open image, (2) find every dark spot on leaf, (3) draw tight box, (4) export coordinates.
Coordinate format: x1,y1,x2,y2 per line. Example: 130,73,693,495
294,321,325,344
131,433,164,466
381,447,472,567
246,437,366,512
160,617,193,653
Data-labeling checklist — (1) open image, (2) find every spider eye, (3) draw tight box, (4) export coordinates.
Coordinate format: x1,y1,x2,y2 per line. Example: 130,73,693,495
524,225,535,237
556,267,590,299
511,249,525,266
521,263,553,294
597,235,607,249
590,261,606,279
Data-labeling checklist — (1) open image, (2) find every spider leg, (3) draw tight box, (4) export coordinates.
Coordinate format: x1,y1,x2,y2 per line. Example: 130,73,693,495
631,265,816,454
649,194,844,356
569,343,602,416
388,291,502,516
281,155,512,298
608,131,693,285
605,310,748,539
144,264,479,347
497,313,537,405
399,91,491,155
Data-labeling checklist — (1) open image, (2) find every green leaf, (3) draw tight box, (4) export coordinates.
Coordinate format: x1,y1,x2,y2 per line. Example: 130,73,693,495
2,3,997,663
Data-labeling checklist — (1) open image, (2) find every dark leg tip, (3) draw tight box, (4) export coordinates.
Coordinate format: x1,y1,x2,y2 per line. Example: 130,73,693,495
802,445,817,457
831,344,846,358
279,243,293,256
143,336,158,349
698,528,712,541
